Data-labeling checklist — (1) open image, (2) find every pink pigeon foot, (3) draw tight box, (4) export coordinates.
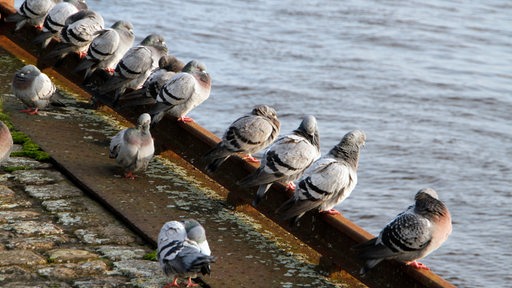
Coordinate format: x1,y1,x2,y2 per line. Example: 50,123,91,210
285,182,296,191
20,108,39,115
163,277,180,287
186,277,198,287
124,172,138,179
178,116,194,123
78,51,87,59
243,154,260,163
35,25,43,30
104,67,115,74
321,209,341,215
407,261,430,270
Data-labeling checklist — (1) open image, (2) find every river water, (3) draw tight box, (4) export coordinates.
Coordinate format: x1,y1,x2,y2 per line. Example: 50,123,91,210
15,0,512,287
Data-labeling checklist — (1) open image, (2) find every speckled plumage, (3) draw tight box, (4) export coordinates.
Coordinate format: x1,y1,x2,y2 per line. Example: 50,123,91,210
0,121,13,164
157,219,215,287
149,60,211,124
203,105,281,173
109,113,154,178
353,188,452,274
239,115,321,206
276,129,366,224
6,0,56,31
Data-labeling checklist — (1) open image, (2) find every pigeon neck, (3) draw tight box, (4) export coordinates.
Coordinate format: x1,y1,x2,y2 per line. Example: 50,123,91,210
293,129,320,151
415,196,447,219
329,144,360,169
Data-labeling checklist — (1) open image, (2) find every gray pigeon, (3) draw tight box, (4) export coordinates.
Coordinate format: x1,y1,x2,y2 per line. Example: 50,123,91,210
109,113,155,179
33,0,88,48
239,115,321,206
157,219,215,287
353,188,452,275
42,9,104,62
11,64,63,114
74,20,135,80
95,33,168,106
117,54,184,106
203,105,280,173
0,121,13,164
276,129,366,224
149,60,211,124
5,0,55,31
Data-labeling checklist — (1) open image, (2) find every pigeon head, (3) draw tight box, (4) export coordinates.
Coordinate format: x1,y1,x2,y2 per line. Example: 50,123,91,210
112,20,133,33
67,0,88,10
295,115,320,150
251,104,277,119
137,113,152,130
415,188,448,218
329,129,366,164
13,65,41,88
181,219,206,242
141,33,168,52
182,60,207,73
158,55,182,71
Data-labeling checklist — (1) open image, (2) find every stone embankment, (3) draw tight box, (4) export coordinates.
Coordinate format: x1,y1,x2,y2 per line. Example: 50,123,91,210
0,152,165,287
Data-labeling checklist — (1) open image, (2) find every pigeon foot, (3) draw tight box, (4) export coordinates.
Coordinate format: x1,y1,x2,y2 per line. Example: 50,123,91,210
124,172,138,179
321,209,341,215
407,261,430,270
243,154,260,163
178,116,194,123
20,108,39,115
285,182,296,191
186,277,198,287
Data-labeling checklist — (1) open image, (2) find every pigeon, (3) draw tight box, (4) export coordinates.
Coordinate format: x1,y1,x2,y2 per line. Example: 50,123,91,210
276,129,366,224
239,115,321,206
41,9,104,63
157,219,215,287
33,0,88,48
109,113,155,179
0,121,13,164
74,20,135,80
117,54,184,106
95,33,168,106
203,104,280,173
353,188,452,275
149,60,211,124
11,64,63,115
5,0,55,31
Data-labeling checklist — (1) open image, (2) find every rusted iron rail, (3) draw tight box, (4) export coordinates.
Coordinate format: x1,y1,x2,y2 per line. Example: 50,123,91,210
0,3,455,287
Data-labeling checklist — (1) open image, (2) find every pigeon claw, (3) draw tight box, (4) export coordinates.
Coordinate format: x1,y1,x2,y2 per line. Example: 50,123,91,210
321,209,341,215
186,277,199,287
178,116,194,123
20,108,39,115
104,67,115,74
407,261,430,270
163,277,180,287
78,51,87,59
124,172,138,179
285,182,296,191
243,154,260,163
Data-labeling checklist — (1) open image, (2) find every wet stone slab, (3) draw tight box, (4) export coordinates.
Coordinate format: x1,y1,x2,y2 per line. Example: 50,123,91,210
0,250,46,266
25,182,84,200
6,235,69,251
12,170,65,186
74,226,136,245
2,220,64,235
0,211,40,223
41,198,96,213
2,157,53,170
96,245,149,261
48,248,100,263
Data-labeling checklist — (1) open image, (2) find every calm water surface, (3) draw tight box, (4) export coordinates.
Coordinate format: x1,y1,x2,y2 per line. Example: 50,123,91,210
16,0,512,286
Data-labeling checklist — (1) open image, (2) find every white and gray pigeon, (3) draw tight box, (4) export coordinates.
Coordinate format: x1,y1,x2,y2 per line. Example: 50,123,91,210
0,121,13,164
117,54,184,106
109,113,155,179
11,64,63,115
353,188,452,275
157,219,215,287
276,129,366,224
96,33,168,106
74,20,135,80
149,60,211,124
203,104,281,173
5,0,56,31
42,9,104,63
239,115,321,206
33,0,88,48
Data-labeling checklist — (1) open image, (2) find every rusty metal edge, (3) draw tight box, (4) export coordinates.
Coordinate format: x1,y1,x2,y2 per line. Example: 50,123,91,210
0,5,455,288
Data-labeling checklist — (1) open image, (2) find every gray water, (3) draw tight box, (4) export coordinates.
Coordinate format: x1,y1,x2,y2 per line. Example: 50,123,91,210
16,0,512,287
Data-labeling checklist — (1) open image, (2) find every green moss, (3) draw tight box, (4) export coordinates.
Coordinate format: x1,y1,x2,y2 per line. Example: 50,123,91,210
143,250,157,261
2,166,29,172
0,107,50,162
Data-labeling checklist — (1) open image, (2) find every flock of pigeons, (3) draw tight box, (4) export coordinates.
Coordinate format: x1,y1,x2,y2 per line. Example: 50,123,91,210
2,0,453,286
